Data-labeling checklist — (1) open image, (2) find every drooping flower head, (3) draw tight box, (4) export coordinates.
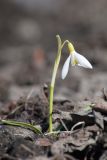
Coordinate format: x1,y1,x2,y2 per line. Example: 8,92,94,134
61,42,93,79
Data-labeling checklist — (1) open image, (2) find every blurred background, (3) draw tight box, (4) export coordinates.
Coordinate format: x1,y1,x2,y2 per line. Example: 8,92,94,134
0,0,107,103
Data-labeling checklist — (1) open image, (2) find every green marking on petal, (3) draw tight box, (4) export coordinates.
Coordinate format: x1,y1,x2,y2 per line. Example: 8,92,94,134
72,57,78,65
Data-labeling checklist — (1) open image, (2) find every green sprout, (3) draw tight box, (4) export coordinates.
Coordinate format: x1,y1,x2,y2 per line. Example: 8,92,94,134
49,35,93,132
0,119,42,134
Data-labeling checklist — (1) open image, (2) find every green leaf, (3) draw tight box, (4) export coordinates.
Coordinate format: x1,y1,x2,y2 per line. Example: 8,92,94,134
0,119,42,134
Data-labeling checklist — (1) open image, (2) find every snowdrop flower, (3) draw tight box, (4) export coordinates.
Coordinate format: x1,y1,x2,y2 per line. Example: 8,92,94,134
62,42,93,79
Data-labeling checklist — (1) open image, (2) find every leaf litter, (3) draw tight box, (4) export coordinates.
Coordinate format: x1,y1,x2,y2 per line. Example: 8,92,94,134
0,86,107,160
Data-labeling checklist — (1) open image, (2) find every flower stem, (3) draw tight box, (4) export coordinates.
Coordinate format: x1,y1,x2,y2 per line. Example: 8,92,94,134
49,85,54,132
49,35,68,132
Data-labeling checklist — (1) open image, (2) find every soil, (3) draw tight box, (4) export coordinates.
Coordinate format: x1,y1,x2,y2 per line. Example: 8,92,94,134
0,0,107,160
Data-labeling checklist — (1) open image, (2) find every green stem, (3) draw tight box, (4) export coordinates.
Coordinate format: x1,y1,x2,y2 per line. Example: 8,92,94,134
49,35,68,132
61,40,69,49
49,85,54,132
0,119,42,134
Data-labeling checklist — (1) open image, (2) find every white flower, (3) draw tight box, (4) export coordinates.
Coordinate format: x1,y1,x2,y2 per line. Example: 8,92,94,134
61,42,93,79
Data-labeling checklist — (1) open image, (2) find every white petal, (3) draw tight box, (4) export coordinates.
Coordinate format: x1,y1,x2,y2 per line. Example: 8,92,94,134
61,55,71,79
75,52,93,69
